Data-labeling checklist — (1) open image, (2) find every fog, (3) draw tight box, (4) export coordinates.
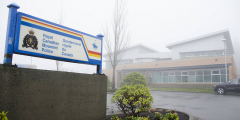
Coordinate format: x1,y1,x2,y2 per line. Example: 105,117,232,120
0,0,239,75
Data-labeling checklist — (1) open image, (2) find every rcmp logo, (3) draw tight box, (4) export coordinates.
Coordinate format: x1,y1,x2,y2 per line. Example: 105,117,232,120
22,29,38,50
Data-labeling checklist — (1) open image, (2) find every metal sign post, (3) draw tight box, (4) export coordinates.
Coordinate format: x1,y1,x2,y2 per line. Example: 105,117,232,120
3,3,103,74
3,3,20,65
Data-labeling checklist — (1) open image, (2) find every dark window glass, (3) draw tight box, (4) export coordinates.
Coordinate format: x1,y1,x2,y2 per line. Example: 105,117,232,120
182,76,188,83
182,72,188,75
204,70,211,75
176,76,181,83
163,72,168,76
212,70,220,75
189,71,195,75
220,69,229,74
221,75,229,83
196,76,203,82
207,52,215,56
175,72,181,76
196,71,203,75
204,75,211,83
169,72,175,76
163,77,168,83
189,76,195,83
212,75,220,82
169,76,175,83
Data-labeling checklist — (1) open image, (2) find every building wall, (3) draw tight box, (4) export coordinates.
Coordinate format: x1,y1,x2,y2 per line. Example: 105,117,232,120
171,34,226,59
104,45,158,67
107,56,237,88
103,69,113,81
0,65,107,120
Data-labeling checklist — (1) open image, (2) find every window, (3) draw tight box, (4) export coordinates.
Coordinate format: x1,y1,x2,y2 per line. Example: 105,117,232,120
221,69,229,74
200,53,207,56
196,71,203,83
182,76,188,83
207,52,215,56
212,70,220,75
163,72,168,83
169,72,175,76
186,54,193,58
189,71,195,83
151,72,161,83
196,71,203,75
169,76,175,83
175,72,181,76
196,76,203,83
189,71,195,75
212,75,220,82
216,51,224,56
182,72,188,76
175,72,181,83
181,71,188,83
204,70,211,83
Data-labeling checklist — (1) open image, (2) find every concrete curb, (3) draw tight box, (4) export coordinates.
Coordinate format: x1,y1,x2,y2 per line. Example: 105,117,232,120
179,111,194,120
149,89,215,94
106,108,194,120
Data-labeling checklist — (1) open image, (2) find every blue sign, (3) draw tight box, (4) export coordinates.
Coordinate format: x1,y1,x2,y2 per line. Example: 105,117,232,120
3,3,103,74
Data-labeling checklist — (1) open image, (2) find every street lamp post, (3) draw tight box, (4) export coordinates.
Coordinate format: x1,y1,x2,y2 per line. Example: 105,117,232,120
222,39,227,83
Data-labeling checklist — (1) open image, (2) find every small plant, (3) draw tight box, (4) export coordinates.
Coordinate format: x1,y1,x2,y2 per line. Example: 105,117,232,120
153,112,163,120
125,115,149,120
111,115,123,120
0,111,8,120
111,84,153,116
121,71,147,87
163,112,179,120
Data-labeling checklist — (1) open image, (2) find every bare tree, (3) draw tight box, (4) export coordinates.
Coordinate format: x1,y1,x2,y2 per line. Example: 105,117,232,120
103,0,130,89
56,6,64,71
56,61,63,71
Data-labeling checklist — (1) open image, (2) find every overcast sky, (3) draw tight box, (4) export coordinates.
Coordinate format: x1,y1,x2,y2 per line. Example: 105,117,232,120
0,0,240,74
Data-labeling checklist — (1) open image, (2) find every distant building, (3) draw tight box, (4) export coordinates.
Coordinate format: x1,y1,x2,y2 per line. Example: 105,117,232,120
17,64,37,69
103,29,238,88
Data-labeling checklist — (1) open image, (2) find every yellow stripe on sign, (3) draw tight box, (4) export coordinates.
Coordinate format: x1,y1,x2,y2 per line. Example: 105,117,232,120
88,53,101,58
21,17,90,56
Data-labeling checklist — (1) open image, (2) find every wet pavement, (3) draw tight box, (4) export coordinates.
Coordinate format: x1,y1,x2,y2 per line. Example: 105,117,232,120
107,91,240,120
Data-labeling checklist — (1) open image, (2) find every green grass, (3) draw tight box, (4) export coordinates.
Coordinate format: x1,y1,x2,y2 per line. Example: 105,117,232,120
149,87,214,93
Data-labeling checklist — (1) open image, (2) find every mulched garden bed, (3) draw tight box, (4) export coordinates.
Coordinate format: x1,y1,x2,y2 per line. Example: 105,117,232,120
106,108,189,120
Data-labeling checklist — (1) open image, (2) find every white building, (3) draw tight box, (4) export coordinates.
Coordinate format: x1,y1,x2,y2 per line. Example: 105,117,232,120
103,29,238,88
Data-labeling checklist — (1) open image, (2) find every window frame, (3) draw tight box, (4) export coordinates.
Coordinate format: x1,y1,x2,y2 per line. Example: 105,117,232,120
182,71,188,76
169,72,175,76
212,70,220,75
186,54,193,58
200,53,207,57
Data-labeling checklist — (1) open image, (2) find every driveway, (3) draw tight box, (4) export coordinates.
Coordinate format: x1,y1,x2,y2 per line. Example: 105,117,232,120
107,91,240,120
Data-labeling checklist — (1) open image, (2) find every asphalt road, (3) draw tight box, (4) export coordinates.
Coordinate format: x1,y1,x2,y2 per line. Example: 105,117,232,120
107,91,240,120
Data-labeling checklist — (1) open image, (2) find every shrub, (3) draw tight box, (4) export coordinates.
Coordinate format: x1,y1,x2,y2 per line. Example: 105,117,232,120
153,112,163,120
111,84,153,116
163,112,179,120
121,71,147,87
125,116,149,120
111,115,123,120
0,111,8,120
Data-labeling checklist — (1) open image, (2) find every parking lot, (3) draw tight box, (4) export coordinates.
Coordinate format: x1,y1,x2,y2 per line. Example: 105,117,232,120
107,91,240,120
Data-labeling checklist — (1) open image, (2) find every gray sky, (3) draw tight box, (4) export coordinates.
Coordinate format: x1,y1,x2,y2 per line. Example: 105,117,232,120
0,0,240,74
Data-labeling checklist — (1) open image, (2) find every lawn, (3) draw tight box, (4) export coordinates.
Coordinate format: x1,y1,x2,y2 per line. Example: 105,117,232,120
149,87,214,93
